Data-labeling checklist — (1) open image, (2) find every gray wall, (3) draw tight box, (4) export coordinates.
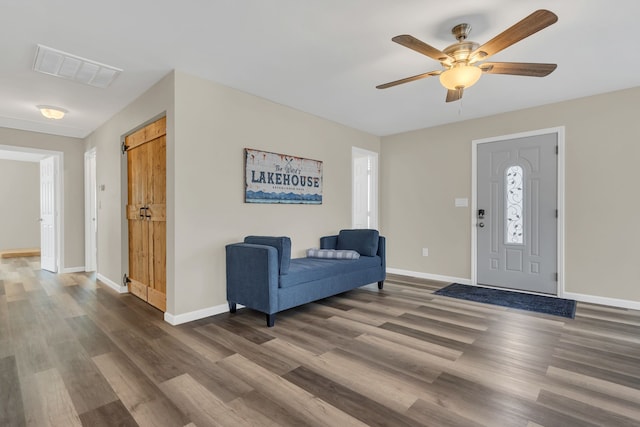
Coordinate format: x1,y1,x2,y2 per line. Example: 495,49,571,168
84,72,175,296
381,86,640,304
0,159,40,251
172,71,380,315
4,72,637,311
85,70,381,317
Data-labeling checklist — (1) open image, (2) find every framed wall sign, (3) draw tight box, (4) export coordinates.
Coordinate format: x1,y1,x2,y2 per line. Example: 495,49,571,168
245,148,323,204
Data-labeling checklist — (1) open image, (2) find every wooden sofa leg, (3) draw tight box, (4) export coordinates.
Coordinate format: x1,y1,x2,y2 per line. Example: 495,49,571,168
377,281,384,290
229,302,237,313
266,313,275,327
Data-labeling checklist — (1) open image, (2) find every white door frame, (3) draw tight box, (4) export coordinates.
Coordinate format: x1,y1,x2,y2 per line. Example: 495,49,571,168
352,147,379,229
0,144,63,272
471,127,565,296
48,153,63,273
84,148,97,272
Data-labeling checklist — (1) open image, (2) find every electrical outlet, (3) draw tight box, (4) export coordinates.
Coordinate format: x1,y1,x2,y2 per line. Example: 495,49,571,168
422,248,428,257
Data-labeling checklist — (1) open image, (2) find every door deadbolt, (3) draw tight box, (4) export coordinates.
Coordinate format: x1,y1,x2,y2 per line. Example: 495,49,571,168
478,222,485,228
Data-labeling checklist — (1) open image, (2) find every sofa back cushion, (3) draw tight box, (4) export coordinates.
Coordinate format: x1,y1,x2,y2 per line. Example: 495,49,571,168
244,236,291,275
336,229,379,257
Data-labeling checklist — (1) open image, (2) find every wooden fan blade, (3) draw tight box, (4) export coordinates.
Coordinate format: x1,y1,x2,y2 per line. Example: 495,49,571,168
480,62,557,77
392,35,453,63
376,70,441,89
471,10,558,60
446,88,463,103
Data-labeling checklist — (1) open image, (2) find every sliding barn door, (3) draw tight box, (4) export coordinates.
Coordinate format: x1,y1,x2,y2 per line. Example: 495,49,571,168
125,117,166,311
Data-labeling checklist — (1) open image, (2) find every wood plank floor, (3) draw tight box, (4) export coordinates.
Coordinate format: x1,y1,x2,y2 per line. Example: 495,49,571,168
2,257,640,426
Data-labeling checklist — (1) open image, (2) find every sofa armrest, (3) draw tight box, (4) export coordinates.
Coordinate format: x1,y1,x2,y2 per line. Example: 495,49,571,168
320,235,338,250
225,243,279,314
377,236,386,276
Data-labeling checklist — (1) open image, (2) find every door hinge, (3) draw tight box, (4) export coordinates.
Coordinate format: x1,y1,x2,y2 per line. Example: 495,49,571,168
555,209,558,218
123,273,131,286
555,145,559,154
554,272,558,281
121,141,129,155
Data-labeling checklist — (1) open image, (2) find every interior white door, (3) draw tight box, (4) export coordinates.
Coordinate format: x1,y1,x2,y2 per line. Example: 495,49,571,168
352,155,369,228
85,150,97,271
477,133,557,294
40,156,57,272
352,147,378,229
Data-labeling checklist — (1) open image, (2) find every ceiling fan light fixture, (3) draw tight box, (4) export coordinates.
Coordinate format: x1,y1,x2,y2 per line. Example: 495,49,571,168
37,105,67,120
439,65,482,90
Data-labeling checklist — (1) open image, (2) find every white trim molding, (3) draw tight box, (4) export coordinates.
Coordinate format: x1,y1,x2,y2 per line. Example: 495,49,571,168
387,267,471,285
84,148,97,272
563,292,640,311
164,303,245,326
96,273,128,293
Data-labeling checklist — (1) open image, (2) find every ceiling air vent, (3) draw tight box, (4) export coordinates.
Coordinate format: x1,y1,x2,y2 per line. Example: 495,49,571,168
33,44,122,88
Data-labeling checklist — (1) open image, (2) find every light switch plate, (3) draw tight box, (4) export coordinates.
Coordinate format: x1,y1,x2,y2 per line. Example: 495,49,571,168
455,198,468,207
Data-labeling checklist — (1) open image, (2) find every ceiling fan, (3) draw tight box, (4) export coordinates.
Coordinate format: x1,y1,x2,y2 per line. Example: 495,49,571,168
376,9,558,102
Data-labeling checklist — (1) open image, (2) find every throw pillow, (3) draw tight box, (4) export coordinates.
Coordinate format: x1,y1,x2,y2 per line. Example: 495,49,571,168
306,248,360,260
336,229,379,256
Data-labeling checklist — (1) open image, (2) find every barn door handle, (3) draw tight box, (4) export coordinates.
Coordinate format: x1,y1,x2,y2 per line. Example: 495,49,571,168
139,205,151,219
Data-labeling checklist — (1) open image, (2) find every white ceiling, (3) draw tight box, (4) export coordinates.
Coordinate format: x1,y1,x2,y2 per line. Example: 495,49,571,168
2,1,639,139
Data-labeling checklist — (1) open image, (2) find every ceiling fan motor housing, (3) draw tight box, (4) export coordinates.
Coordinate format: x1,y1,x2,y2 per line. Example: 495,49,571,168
443,40,480,64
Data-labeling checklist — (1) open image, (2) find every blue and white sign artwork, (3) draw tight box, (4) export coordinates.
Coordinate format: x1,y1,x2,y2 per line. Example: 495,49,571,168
245,148,323,204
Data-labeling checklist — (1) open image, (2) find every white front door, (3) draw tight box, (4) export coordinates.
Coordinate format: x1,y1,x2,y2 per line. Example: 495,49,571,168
40,156,57,272
476,133,558,294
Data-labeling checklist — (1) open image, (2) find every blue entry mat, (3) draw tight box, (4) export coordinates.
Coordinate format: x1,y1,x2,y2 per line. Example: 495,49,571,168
434,283,577,318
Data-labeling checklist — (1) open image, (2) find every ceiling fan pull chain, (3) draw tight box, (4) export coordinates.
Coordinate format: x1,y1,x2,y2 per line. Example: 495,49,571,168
458,89,464,115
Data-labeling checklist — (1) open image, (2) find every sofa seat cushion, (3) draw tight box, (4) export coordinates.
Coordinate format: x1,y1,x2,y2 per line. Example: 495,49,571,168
279,256,381,288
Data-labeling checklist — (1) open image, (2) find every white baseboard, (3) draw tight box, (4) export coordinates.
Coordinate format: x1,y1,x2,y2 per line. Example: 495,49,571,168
563,291,640,311
387,267,471,285
386,268,640,310
96,273,128,293
164,303,245,326
62,266,85,273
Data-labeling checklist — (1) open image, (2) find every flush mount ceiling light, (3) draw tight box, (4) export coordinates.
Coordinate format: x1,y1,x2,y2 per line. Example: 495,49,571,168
37,105,67,120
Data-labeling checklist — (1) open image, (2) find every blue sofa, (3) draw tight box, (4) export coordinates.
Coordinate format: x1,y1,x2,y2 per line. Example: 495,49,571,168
226,229,386,326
